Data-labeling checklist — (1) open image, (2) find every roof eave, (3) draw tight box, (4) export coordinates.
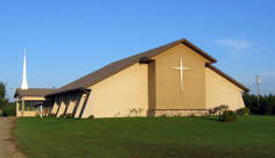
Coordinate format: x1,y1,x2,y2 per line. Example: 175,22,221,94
46,87,88,97
181,39,217,63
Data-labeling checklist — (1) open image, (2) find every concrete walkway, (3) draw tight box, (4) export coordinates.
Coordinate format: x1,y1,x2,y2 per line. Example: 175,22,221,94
0,117,25,158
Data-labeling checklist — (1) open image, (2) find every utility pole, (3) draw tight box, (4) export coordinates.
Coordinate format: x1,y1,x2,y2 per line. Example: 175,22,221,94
256,75,261,101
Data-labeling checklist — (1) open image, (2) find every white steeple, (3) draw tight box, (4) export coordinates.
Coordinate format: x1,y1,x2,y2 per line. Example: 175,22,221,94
21,48,29,89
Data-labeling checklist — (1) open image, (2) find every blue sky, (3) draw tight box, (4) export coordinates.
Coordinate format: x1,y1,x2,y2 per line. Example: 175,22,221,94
0,0,274,100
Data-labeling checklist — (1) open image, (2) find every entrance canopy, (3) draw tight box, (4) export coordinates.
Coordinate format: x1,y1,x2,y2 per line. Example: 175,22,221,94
14,88,56,117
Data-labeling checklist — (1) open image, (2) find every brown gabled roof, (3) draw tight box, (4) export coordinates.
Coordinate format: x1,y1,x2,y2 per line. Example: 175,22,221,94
47,38,218,96
14,88,56,98
206,64,249,92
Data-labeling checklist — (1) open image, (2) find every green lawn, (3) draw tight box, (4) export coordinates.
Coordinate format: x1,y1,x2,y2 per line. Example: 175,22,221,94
14,116,275,158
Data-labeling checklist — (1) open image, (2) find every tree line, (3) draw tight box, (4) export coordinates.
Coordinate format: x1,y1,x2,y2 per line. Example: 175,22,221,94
243,93,275,115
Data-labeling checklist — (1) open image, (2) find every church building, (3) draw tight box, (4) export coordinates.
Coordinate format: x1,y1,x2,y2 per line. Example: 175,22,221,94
15,38,249,118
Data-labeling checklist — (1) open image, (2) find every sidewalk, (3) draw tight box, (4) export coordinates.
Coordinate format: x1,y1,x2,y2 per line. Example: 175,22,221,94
0,117,25,158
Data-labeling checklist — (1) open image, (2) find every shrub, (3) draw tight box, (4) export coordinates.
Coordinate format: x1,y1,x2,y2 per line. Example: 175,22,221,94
87,115,94,119
222,110,237,122
36,114,42,118
160,114,166,118
208,105,229,116
58,114,66,119
236,107,250,116
66,113,74,119
48,113,56,118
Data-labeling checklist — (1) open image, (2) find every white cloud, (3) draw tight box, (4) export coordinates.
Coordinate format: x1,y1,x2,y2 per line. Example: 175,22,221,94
217,39,252,50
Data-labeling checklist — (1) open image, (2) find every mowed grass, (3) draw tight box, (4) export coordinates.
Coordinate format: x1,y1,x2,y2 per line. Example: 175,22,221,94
14,116,275,158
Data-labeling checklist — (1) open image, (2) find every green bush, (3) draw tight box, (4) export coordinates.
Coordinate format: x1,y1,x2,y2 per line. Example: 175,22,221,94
208,105,229,116
36,114,42,118
48,113,56,118
236,107,250,116
87,115,94,119
58,114,66,119
66,113,74,119
222,110,237,122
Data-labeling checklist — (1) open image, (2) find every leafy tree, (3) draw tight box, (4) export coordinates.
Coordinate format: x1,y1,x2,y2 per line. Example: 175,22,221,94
0,82,16,116
0,82,5,99
243,93,275,115
0,82,8,110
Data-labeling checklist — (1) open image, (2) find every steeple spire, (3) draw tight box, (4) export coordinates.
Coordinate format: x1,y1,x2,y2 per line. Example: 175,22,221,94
21,48,29,89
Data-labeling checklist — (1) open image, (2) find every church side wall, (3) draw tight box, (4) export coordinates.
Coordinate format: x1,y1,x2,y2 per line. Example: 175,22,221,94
85,63,149,118
205,67,245,110
152,44,208,110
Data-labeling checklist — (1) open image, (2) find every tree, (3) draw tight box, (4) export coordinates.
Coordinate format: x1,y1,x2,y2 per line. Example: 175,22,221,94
243,93,275,115
0,82,6,99
0,82,16,116
0,82,8,110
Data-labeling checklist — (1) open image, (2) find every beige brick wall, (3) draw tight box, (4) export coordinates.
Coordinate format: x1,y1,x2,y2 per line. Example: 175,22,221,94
152,43,208,109
205,67,245,110
85,63,149,118
153,109,208,117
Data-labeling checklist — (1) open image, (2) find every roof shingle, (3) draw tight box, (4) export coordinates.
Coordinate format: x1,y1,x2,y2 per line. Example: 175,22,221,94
14,88,56,98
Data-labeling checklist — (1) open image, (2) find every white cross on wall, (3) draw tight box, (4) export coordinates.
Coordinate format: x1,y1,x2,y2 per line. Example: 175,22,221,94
172,58,189,94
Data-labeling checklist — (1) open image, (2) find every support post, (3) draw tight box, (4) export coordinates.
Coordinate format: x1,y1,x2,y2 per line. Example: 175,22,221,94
40,105,43,119
22,100,25,116
21,100,25,116
16,101,19,117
